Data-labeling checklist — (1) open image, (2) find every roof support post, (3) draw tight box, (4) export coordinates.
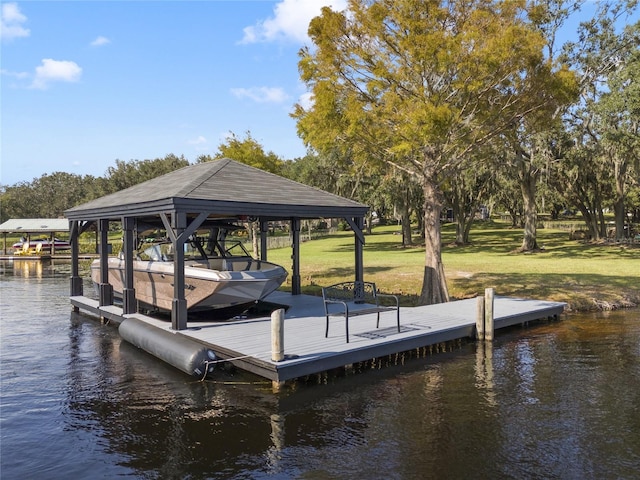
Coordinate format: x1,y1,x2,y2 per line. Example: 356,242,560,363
160,211,209,330
168,212,188,331
290,217,301,295
121,216,137,314
69,220,83,299
354,216,364,284
260,219,268,261
98,219,113,307
344,216,365,284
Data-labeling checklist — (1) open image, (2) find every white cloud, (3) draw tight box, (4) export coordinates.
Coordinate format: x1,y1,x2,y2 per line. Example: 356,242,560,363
90,36,111,47
1,2,30,41
31,59,82,90
297,91,314,110
240,0,347,44
187,135,209,152
188,135,208,145
1,68,29,79
230,86,289,103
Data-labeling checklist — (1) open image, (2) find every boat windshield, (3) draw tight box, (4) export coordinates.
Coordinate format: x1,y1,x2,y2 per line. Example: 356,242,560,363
135,225,252,261
138,241,204,262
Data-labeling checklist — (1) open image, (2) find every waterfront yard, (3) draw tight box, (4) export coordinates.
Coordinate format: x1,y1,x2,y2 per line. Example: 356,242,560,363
266,220,640,312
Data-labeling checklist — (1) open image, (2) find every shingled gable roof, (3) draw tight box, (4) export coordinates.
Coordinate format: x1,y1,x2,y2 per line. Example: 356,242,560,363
65,158,368,220
0,218,70,233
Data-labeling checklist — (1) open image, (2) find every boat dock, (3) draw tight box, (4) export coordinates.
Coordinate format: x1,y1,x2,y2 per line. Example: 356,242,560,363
71,292,565,385
0,254,53,261
0,254,96,261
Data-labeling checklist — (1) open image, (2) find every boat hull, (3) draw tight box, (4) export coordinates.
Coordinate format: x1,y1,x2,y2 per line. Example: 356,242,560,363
90,257,288,312
13,239,71,250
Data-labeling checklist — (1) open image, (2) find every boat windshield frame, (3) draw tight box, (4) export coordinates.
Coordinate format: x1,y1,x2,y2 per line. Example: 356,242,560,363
135,232,253,262
138,241,206,262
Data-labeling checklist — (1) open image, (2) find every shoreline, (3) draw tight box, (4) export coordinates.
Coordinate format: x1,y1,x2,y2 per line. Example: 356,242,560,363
562,295,640,314
2,240,637,315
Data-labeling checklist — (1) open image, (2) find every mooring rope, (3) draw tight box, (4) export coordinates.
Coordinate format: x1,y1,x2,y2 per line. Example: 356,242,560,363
197,350,274,382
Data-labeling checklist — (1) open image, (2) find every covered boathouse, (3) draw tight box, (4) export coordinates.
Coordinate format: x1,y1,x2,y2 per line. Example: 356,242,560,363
64,158,369,331
64,158,566,386
0,218,71,256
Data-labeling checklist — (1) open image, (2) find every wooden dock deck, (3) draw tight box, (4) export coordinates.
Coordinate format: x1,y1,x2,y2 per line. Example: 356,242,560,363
71,292,565,384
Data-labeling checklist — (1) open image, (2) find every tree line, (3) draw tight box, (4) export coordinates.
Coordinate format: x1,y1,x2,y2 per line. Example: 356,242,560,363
1,0,638,306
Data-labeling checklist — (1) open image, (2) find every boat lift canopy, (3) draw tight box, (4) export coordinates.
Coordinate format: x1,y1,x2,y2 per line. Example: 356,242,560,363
65,159,369,330
0,218,70,254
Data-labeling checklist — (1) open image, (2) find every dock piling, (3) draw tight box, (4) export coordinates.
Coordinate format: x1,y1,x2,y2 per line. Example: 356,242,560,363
271,308,285,362
476,288,495,341
476,296,485,340
484,288,495,341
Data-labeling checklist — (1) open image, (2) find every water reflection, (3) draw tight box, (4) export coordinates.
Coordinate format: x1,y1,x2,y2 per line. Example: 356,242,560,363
4,258,49,278
64,311,292,478
55,309,640,479
0,258,79,279
474,342,496,407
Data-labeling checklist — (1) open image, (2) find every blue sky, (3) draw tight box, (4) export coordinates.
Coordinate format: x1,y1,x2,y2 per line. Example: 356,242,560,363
1,1,637,187
1,0,348,185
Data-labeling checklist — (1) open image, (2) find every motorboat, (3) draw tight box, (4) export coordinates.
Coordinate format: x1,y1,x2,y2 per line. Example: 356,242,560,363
13,237,71,251
90,225,288,313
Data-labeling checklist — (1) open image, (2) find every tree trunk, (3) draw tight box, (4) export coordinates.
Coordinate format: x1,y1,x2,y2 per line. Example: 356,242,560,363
365,212,373,234
520,165,539,251
455,216,466,244
401,208,413,247
565,170,608,241
452,200,475,245
508,210,519,228
396,202,413,247
463,215,474,243
450,181,466,244
454,213,475,245
613,158,627,239
419,180,449,305
597,204,607,239
576,205,598,240
416,207,425,239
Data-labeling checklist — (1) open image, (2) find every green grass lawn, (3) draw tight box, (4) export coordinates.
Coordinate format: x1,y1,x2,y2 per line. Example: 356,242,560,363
266,221,640,312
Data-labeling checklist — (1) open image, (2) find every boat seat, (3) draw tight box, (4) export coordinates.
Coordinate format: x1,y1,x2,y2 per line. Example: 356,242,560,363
207,258,226,270
17,242,30,255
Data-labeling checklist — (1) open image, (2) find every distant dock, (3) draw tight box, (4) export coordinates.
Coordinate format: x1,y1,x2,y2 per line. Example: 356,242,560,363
0,254,53,261
0,254,97,261
71,292,565,386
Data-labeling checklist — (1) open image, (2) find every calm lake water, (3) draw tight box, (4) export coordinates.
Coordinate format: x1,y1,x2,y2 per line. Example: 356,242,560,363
1,259,639,479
